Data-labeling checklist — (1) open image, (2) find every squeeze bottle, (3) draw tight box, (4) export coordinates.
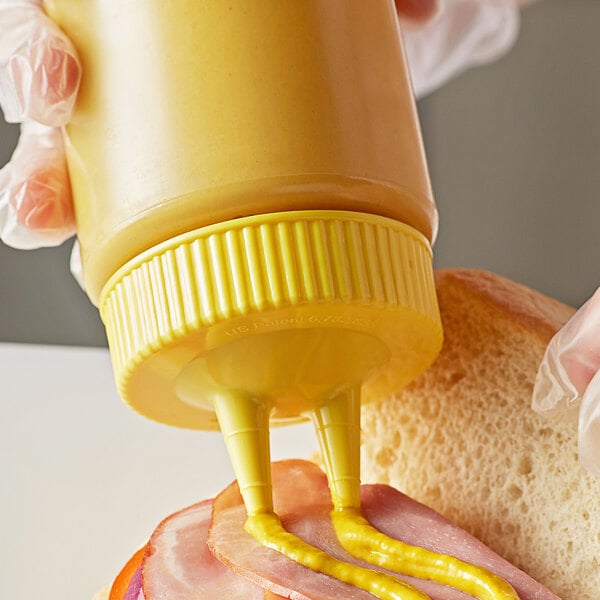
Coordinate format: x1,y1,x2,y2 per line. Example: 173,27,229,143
44,0,442,423
43,2,458,595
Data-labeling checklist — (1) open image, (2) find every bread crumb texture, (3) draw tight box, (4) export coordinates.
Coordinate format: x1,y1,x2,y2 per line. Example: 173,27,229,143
361,269,600,600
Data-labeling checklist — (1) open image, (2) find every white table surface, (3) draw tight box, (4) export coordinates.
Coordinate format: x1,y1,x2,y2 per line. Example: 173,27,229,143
0,343,314,600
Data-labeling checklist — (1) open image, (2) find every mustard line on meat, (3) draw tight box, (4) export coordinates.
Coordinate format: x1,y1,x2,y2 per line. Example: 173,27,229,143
332,509,519,600
214,390,520,600
246,512,429,600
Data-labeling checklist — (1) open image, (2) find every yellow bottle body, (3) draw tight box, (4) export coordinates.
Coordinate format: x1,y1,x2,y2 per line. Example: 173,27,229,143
45,0,436,303
45,0,442,429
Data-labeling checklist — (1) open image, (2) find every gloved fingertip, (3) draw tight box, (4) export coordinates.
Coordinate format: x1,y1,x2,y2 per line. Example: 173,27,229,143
579,421,600,478
532,348,579,414
40,41,81,112
69,239,86,291
0,21,81,126
10,166,75,232
395,0,441,24
578,371,600,478
26,37,81,126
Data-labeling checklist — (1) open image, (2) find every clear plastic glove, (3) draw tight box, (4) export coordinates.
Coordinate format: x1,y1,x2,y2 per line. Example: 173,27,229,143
533,289,600,477
403,0,522,98
0,0,80,249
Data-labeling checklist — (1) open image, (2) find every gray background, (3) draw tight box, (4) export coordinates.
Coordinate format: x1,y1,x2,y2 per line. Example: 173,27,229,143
0,0,598,347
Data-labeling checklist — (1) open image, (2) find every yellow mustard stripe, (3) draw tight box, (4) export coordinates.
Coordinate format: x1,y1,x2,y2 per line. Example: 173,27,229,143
246,512,430,600
332,509,520,600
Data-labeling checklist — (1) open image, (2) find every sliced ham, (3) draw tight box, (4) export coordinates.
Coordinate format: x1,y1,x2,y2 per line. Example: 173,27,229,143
360,485,560,600
139,459,559,599
142,499,273,599
208,460,561,600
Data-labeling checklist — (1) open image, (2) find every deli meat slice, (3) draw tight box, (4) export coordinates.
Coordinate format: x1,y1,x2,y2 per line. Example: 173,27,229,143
209,460,560,600
142,499,275,599
209,463,394,600
361,485,561,600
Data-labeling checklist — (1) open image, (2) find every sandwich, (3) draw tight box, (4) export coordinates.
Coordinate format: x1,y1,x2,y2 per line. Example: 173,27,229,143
95,269,600,599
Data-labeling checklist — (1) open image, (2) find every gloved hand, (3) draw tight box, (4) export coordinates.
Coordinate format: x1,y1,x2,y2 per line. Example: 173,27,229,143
403,0,523,98
533,290,600,477
0,0,80,249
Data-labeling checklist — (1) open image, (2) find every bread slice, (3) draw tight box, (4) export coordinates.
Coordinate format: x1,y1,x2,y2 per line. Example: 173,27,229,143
360,269,600,599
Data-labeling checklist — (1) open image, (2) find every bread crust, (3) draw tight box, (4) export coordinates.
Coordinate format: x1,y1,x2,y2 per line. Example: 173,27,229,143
434,269,575,343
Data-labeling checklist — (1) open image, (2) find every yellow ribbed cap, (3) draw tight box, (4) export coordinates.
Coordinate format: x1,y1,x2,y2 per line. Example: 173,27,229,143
99,210,442,430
